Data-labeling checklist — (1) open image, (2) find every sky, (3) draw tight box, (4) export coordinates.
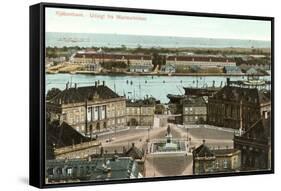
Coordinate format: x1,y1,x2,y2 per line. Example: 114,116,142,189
46,7,271,41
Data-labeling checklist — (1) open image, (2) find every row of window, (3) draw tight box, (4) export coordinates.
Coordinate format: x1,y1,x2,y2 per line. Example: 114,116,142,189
87,105,106,122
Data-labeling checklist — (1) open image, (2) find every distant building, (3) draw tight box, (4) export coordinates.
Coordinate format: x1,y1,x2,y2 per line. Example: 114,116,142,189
45,157,142,183
126,98,156,126
224,66,242,74
182,96,207,124
161,64,176,73
46,56,66,63
166,56,236,68
86,63,101,72
73,52,152,66
47,82,126,136
192,141,241,174
129,64,153,73
207,79,271,130
246,67,258,75
234,116,271,170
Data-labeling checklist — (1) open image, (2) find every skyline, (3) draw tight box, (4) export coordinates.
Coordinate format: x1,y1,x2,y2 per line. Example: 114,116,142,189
46,8,271,41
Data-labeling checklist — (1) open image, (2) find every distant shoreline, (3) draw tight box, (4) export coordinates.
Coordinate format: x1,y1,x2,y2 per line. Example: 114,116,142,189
46,70,269,77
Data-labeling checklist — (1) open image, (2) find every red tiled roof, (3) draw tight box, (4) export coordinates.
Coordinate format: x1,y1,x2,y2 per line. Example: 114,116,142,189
74,53,152,60
166,56,234,62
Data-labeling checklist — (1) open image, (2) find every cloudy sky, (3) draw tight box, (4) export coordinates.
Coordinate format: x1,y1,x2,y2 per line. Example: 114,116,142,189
46,7,271,41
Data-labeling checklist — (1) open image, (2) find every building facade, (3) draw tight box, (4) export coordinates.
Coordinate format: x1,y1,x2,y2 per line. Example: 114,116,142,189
72,51,152,66
129,64,153,73
166,56,236,68
207,80,271,130
126,99,155,127
182,96,207,124
234,116,271,170
47,82,126,136
192,141,241,174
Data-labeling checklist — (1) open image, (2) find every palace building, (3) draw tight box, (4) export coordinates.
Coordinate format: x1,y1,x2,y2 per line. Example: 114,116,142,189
46,81,126,136
207,79,271,131
126,98,156,127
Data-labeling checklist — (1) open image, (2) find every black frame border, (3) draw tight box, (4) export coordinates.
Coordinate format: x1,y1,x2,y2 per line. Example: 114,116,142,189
29,2,275,188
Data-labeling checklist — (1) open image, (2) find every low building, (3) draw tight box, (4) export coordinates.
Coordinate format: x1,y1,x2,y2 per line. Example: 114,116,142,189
224,66,242,74
182,96,207,124
166,55,236,68
86,63,101,72
45,157,142,183
246,67,258,75
192,141,241,174
129,64,153,73
161,64,176,73
47,82,126,136
72,51,152,66
126,98,156,126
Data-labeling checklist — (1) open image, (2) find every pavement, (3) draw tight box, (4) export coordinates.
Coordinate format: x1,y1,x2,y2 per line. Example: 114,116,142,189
90,123,234,177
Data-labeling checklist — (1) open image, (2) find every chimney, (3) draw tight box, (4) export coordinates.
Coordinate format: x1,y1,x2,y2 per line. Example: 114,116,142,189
132,142,135,148
66,82,69,90
202,139,206,145
102,81,105,86
74,83,77,89
95,81,98,88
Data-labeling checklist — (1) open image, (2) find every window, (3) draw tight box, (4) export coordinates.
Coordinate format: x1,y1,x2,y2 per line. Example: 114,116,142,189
66,167,72,176
101,105,106,120
223,160,228,168
87,107,92,122
216,161,219,169
56,168,63,175
94,107,99,121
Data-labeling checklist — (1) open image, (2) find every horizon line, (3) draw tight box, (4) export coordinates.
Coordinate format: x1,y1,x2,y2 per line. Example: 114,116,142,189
46,31,271,42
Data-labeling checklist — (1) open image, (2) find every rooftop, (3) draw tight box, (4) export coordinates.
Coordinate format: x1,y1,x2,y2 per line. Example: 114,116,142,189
74,52,152,60
211,85,271,104
48,83,122,105
126,97,156,107
166,55,235,62
46,157,140,181
182,96,207,107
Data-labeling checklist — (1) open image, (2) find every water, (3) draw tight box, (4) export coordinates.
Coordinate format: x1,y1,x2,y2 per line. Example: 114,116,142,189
46,74,271,103
46,32,270,48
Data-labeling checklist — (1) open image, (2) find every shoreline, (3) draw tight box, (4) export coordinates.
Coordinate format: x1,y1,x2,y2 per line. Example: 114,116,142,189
46,70,269,77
